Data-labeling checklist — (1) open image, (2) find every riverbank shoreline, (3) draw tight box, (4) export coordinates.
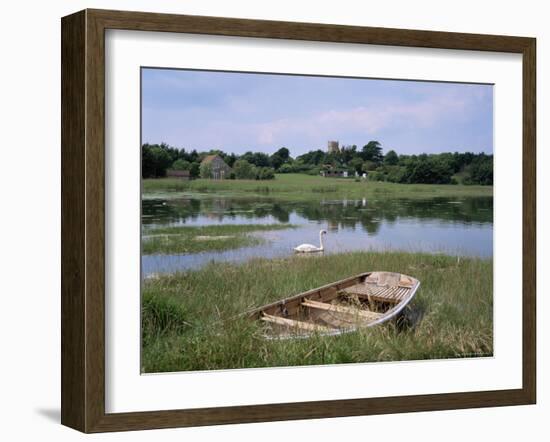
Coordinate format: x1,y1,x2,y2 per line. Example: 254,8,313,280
142,250,493,373
143,173,493,201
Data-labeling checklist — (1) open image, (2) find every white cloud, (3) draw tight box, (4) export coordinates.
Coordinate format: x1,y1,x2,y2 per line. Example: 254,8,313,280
142,84,490,154
249,92,470,146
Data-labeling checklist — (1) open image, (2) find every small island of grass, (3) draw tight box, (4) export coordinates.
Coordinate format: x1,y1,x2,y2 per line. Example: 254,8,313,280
142,223,296,255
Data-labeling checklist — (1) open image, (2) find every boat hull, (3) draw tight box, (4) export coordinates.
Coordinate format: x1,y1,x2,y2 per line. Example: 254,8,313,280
247,271,420,339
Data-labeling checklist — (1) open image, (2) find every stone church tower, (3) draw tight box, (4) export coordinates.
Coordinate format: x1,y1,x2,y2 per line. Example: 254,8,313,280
327,140,339,153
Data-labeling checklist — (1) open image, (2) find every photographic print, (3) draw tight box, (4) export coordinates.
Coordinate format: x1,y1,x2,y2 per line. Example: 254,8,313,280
140,68,493,373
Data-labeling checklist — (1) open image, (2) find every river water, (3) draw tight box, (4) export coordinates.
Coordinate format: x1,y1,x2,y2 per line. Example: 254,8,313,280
141,195,493,275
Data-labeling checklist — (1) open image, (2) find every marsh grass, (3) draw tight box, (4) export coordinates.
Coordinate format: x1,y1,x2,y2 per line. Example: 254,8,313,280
142,223,296,255
142,174,492,201
141,251,493,372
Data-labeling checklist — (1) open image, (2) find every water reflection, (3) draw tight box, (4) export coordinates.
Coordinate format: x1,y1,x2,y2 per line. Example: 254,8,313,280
143,197,492,229
142,196,493,275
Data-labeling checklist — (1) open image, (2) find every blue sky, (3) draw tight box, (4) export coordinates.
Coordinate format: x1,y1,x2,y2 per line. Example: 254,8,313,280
141,68,493,157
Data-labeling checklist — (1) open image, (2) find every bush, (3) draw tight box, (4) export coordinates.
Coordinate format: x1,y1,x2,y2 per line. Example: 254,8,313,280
306,166,321,176
367,171,386,182
233,159,257,179
256,167,275,180
278,163,294,173
405,157,453,184
362,160,377,172
385,165,407,183
171,159,190,170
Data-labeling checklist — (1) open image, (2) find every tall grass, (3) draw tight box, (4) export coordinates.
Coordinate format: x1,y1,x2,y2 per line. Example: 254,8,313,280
142,251,493,372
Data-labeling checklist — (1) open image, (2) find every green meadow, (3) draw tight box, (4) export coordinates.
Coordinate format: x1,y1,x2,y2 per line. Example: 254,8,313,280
142,173,493,200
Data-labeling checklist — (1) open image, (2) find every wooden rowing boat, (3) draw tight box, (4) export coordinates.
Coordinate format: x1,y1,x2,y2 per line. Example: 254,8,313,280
247,271,420,339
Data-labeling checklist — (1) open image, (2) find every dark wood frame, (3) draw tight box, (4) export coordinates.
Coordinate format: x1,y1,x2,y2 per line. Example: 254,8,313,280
61,8,536,433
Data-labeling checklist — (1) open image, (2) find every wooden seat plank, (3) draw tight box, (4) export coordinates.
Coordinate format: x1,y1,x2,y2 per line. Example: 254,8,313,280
343,282,411,304
261,313,334,332
302,299,383,321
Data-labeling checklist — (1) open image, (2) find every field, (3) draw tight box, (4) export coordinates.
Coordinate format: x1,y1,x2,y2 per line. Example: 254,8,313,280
142,251,493,373
143,173,493,200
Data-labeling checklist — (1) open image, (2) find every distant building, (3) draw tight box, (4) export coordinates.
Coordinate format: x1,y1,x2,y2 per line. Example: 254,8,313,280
320,165,347,178
327,140,340,153
166,169,190,180
201,154,231,179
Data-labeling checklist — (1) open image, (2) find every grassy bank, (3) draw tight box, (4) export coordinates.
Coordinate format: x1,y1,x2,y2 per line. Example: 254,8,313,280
142,174,493,201
143,223,295,255
142,251,493,372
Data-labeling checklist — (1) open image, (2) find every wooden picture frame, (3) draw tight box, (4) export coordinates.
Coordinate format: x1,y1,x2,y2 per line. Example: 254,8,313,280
61,8,536,433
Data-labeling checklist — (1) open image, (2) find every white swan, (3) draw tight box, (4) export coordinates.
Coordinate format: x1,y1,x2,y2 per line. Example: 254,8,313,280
294,230,327,253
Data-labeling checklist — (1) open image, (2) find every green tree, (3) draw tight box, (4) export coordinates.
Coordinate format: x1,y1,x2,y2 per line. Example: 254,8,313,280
278,163,294,173
406,157,453,184
384,150,399,166
242,151,271,167
141,144,173,178
171,159,191,170
233,159,257,179
189,162,200,178
468,156,493,185
142,144,156,178
270,148,291,170
225,153,238,168
273,147,290,160
362,160,377,172
340,145,357,163
296,149,325,166
361,141,383,163
256,167,275,180
160,142,180,164
349,157,364,174
270,154,285,170
187,149,199,163
385,165,407,183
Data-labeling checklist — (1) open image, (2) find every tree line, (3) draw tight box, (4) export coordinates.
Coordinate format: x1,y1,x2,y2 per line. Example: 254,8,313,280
142,141,492,185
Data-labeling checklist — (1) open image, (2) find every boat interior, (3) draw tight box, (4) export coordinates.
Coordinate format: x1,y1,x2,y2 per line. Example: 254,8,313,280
252,272,419,338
